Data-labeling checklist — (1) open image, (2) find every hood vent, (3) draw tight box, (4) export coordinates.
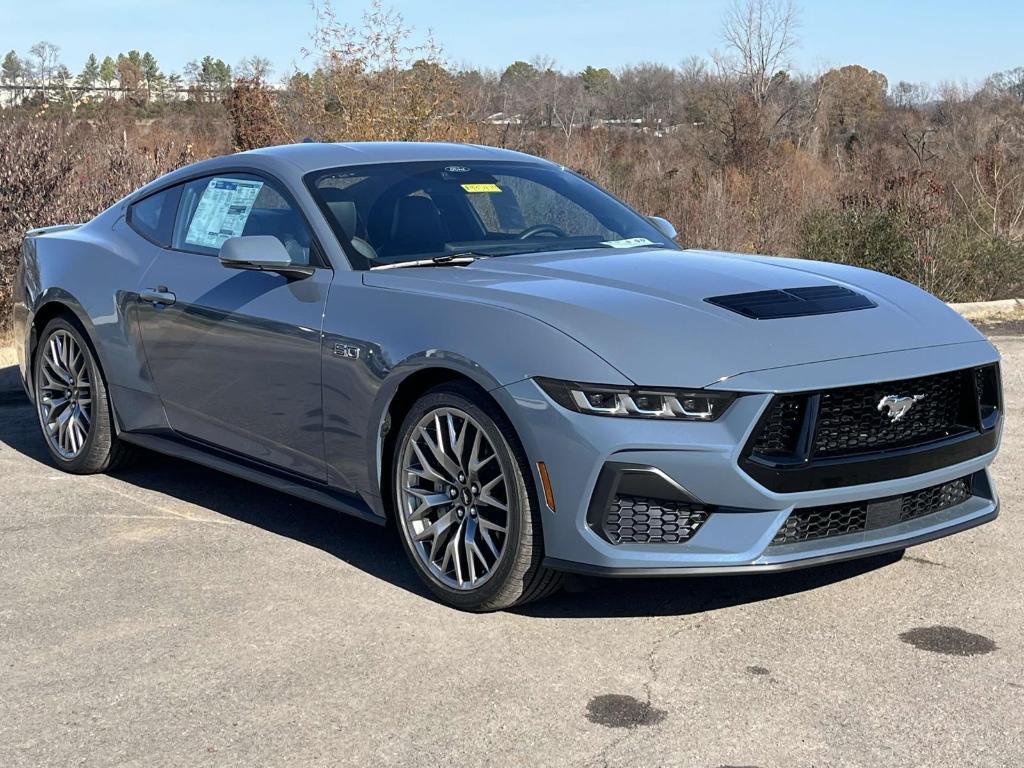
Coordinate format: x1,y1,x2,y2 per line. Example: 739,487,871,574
705,285,876,320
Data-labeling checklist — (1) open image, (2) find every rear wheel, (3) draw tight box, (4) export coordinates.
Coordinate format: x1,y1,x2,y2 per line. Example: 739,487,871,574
33,316,134,474
392,382,562,611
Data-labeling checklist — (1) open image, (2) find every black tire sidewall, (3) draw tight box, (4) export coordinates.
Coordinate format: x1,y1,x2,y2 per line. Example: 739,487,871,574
33,317,111,473
392,387,530,611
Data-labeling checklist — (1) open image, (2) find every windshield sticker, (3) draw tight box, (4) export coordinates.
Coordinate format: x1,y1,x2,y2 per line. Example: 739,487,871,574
461,183,502,193
601,237,657,249
185,178,264,249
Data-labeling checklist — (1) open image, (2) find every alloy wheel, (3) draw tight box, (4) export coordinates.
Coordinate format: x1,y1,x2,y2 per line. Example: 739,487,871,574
398,407,511,590
37,329,93,460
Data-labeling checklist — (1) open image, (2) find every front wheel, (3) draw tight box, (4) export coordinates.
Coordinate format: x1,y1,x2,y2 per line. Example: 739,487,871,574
392,382,562,611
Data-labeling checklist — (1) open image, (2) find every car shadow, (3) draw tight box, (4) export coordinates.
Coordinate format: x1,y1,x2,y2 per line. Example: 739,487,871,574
0,363,903,618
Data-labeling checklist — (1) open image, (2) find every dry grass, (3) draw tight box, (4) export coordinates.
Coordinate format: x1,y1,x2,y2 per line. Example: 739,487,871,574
0,338,17,367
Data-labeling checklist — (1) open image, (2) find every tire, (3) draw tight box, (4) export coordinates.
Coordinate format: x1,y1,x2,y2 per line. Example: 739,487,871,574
33,316,135,474
391,381,562,611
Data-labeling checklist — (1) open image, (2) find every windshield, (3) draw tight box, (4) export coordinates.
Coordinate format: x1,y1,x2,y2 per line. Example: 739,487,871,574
304,160,678,269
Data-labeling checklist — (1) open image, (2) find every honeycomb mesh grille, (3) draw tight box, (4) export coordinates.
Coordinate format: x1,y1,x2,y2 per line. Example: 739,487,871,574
772,476,973,545
751,396,806,456
603,495,710,545
811,370,968,457
900,477,972,522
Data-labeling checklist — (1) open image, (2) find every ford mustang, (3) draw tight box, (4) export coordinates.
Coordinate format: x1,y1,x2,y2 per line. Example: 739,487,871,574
12,142,1003,610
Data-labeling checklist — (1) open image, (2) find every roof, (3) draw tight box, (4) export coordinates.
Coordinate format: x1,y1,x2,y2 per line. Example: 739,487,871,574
240,141,549,172
122,141,554,207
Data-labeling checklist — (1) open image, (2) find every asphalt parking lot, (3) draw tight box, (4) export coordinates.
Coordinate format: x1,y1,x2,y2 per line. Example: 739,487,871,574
2,335,1022,768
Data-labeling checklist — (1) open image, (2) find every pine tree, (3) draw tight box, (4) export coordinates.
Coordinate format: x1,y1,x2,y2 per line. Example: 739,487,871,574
99,55,116,90
77,53,100,90
2,50,24,85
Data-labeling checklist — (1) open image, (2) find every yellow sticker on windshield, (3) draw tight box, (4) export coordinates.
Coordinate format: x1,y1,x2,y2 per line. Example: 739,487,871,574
461,183,502,193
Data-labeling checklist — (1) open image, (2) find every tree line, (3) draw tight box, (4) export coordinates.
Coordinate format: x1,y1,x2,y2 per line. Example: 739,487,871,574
0,43,245,104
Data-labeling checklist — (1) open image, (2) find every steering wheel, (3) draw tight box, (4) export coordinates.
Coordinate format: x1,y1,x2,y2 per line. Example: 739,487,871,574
517,224,568,240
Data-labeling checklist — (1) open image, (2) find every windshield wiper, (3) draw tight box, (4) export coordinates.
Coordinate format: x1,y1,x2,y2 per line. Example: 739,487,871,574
370,253,489,270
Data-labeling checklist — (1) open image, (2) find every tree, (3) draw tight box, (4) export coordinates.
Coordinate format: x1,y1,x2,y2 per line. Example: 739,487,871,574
99,55,117,90
166,72,183,101
77,53,100,91
141,51,161,99
819,65,888,131
227,66,288,150
236,56,273,80
290,0,474,142
28,40,61,86
720,0,799,108
116,51,144,101
2,50,25,85
185,55,232,102
986,67,1024,104
500,60,538,90
53,64,75,105
580,65,614,95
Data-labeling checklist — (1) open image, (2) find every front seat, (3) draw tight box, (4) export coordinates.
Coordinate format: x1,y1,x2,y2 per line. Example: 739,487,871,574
385,196,447,258
318,190,379,264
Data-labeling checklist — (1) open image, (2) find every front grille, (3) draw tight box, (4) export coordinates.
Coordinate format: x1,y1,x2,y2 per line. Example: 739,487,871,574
751,395,806,456
771,476,973,545
742,366,1001,492
812,370,969,457
601,494,710,545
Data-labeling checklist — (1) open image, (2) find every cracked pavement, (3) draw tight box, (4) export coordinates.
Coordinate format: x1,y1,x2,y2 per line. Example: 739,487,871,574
1,335,1022,767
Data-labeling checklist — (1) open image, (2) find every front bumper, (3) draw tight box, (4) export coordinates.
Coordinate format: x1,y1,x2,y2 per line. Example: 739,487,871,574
494,344,1002,576
546,502,998,577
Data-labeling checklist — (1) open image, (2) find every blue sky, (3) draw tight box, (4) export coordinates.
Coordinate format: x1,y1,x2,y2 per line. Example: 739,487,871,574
3,0,1022,86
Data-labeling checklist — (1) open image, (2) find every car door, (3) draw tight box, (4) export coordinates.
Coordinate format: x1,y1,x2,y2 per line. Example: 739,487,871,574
134,171,331,482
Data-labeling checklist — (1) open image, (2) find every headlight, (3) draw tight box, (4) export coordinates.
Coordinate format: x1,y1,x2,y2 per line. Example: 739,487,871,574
534,378,736,421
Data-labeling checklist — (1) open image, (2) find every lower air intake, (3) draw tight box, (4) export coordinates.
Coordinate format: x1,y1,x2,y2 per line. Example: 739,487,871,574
602,495,710,545
771,476,973,546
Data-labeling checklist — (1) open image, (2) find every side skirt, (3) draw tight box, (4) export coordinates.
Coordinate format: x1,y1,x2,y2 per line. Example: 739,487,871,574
120,432,384,526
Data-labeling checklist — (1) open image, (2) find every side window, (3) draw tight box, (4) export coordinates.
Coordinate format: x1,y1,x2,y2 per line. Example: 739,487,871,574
127,185,182,247
171,174,313,265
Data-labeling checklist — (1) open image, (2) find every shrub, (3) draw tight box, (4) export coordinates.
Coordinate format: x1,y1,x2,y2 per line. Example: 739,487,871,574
0,117,195,332
799,206,916,280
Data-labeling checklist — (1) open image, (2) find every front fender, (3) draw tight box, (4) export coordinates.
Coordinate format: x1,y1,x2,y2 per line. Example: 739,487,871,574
320,272,630,515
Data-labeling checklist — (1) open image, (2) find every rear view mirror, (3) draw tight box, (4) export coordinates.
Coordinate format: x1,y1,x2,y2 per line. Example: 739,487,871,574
219,236,314,279
647,216,678,241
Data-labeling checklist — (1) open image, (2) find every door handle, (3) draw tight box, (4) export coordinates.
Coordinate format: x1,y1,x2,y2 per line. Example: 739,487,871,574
139,287,176,306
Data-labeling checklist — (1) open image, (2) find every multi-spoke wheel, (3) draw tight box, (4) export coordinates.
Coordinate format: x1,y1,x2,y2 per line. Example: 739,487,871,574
33,316,134,474
37,328,92,459
393,382,562,611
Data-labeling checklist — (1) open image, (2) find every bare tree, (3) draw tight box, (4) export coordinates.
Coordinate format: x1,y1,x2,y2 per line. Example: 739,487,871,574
720,0,799,108
28,41,61,88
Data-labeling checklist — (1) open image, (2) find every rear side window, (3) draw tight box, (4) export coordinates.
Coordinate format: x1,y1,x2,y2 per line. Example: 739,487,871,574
127,185,182,247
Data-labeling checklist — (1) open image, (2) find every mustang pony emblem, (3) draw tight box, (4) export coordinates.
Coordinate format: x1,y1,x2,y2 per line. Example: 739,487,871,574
877,394,926,423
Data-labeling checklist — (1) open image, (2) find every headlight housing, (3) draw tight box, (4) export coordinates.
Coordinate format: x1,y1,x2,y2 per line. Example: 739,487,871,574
535,378,736,421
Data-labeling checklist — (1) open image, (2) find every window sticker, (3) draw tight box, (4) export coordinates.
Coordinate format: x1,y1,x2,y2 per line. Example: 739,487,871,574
461,183,502,193
185,178,264,249
601,237,656,249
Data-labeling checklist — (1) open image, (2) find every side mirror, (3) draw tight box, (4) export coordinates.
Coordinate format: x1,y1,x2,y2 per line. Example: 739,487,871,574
219,236,314,279
647,216,678,241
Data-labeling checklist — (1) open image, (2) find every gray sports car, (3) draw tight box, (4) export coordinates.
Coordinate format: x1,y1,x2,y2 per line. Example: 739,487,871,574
12,142,1003,610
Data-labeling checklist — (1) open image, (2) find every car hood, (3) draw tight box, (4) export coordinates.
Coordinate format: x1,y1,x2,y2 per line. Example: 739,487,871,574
362,247,987,387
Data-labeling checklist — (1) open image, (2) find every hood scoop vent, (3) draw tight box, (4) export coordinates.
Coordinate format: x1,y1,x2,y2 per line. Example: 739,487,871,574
705,285,877,320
